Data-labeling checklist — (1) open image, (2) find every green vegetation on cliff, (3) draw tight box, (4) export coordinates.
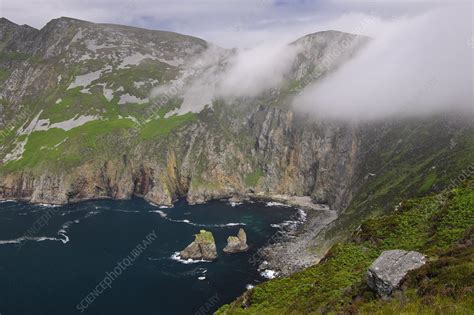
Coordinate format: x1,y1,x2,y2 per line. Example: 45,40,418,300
41,87,119,123
244,169,263,187
196,230,215,244
139,112,197,140
0,68,10,82
2,118,134,172
217,179,474,314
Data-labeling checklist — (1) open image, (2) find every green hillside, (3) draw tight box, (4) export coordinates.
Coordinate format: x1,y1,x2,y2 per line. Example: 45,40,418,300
217,178,474,314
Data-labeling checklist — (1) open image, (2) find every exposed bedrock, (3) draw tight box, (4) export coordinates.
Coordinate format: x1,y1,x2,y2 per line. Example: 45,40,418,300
0,105,363,212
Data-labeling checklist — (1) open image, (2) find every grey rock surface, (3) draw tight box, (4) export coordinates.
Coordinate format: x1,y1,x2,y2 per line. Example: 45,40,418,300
367,249,426,298
223,228,249,253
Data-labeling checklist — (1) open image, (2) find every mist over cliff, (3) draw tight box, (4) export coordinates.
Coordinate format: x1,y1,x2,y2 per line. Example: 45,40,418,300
293,6,472,120
143,3,473,122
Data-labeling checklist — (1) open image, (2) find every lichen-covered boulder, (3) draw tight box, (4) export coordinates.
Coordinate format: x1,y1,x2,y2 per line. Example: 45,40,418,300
223,228,249,253
180,230,218,261
367,250,426,298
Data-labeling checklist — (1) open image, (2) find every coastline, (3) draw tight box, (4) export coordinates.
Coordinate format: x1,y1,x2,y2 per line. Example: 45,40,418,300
257,205,338,276
0,192,330,210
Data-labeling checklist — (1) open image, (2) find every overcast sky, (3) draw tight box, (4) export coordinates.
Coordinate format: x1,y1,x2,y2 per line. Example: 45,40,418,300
0,0,458,47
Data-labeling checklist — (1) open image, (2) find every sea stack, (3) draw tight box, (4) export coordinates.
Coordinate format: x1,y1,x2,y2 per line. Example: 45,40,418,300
223,228,249,253
179,230,218,261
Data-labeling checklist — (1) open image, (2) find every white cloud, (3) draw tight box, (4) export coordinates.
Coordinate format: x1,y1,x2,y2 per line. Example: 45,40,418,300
293,5,473,120
2,0,471,121
216,42,301,98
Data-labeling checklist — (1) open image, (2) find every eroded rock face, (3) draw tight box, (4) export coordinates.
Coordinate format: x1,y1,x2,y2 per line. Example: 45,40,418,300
367,250,426,298
179,230,217,261
223,228,249,253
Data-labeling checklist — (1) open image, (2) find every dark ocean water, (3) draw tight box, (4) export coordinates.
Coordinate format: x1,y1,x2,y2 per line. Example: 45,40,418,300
0,198,297,315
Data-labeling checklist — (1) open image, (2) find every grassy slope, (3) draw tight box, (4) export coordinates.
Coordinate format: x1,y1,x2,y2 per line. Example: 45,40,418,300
0,35,193,173
140,112,197,140
2,119,134,172
217,179,474,314
322,118,474,251
0,67,197,174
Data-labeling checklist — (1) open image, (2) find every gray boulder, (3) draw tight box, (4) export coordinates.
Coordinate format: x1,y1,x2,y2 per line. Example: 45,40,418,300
223,228,249,253
367,250,426,298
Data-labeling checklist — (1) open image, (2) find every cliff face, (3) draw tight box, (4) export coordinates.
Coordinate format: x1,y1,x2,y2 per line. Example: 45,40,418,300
0,18,365,211
0,104,361,210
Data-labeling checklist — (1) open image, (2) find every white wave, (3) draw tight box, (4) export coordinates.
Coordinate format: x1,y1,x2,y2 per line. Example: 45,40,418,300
198,276,206,280
271,221,297,229
246,284,255,290
265,201,291,208
260,269,278,279
150,210,167,218
147,201,174,209
0,208,102,246
0,199,16,203
0,235,66,245
212,222,246,227
271,209,307,230
147,257,161,261
38,203,61,208
114,209,141,213
150,210,189,225
0,217,72,245
85,210,101,218
229,201,242,207
170,252,212,264
55,210,102,244
149,210,245,227
298,209,307,222
0,237,27,245
57,230,69,244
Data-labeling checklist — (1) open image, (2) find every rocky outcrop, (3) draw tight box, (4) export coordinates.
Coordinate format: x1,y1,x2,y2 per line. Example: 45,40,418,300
223,228,249,253
367,250,426,298
179,230,218,261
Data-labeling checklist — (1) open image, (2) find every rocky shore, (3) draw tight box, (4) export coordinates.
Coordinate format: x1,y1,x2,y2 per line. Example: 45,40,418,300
255,202,338,277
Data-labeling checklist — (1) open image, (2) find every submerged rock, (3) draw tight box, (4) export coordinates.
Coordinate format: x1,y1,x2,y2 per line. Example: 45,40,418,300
223,228,249,253
367,249,426,298
179,230,218,261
